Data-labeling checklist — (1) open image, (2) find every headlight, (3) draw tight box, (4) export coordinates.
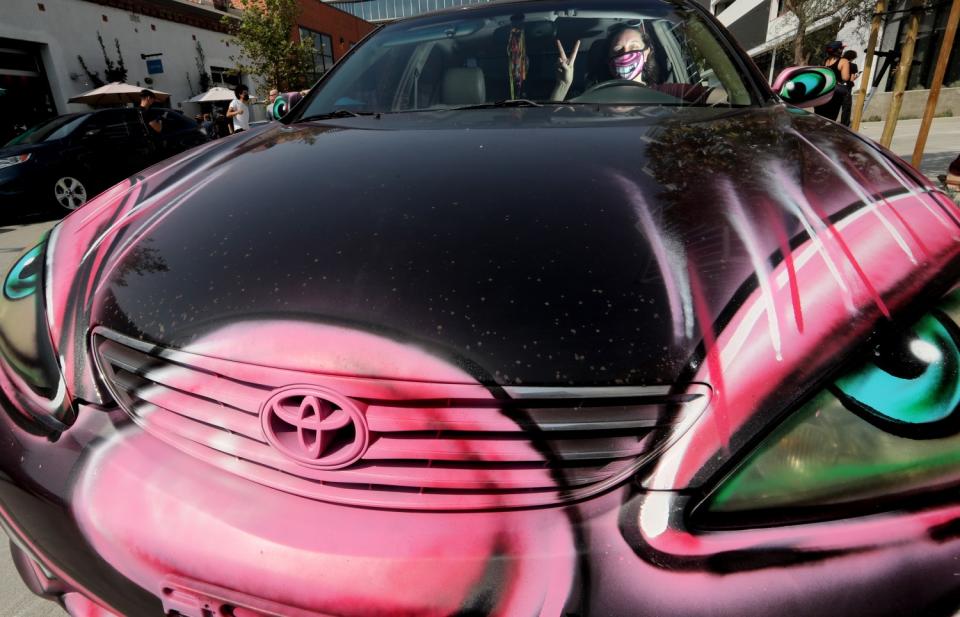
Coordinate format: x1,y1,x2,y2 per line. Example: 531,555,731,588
0,233,73,436
701,289,960,524
4,243,43,300
0,153,31,170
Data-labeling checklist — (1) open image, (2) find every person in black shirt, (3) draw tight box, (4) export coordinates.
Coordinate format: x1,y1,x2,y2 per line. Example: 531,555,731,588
814,41,851,122
201,113,216,139
840,50,859,127
139,90,163,135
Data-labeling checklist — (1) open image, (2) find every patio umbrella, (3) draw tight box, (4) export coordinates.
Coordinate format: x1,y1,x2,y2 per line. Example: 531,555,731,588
185,87,236,103
68,82,170,106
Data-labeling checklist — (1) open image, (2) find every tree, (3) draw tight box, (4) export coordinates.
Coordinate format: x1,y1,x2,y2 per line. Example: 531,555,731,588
223,0,314,95
783,0,875,64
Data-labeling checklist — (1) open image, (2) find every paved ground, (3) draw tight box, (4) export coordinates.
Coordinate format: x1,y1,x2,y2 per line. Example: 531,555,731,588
0,542,62,617
0,118,956,617
857,116,959,182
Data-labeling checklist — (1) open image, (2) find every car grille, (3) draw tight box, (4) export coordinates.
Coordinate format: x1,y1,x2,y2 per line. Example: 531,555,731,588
92,327,711,510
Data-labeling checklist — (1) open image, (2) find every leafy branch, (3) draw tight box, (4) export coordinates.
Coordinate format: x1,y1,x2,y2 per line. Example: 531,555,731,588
222,0,315,96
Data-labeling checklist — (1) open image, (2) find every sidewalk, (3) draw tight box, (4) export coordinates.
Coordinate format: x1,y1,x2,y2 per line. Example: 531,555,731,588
857,116,959,183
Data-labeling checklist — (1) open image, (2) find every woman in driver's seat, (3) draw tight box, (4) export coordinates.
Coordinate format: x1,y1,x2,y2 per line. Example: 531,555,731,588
607,25,659,84
551,25,706,103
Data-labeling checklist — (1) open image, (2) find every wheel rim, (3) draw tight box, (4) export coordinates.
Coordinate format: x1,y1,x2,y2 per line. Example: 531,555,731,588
54,177,87,210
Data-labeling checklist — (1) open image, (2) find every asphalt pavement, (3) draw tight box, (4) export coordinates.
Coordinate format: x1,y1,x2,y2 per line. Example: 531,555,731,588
0,117,956,617
857,116,959,182
0,542,62,617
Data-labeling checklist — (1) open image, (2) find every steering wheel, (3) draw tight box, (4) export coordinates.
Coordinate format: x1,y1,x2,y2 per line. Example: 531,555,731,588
580,79,650,95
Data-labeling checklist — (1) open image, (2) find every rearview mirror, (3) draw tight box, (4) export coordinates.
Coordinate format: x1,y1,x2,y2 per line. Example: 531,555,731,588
772,66,836,108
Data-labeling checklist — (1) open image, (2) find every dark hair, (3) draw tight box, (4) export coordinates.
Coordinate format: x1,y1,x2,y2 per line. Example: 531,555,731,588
825,41,844,58
606,25,662,85
234,84,249,97
139,89,156,100
203,113,212,120
842,50,857,61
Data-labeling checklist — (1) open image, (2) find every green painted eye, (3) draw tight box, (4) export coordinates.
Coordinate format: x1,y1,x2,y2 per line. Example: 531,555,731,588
703,291,960,522
4,243,43,301
779,68,836,104
833,313,960,427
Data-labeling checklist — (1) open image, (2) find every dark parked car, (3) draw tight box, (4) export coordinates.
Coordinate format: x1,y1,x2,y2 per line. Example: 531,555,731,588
0,107,207,218
2,1,960,616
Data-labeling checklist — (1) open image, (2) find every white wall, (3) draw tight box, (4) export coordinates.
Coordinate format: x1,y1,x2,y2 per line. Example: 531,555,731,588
717,0,768,27
0,0,249,114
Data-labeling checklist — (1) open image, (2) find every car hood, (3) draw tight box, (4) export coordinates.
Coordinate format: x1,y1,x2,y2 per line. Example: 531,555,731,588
43,105,953,397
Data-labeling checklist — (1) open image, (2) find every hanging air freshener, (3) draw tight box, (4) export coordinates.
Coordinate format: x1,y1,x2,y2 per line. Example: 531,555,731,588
507,26,527,99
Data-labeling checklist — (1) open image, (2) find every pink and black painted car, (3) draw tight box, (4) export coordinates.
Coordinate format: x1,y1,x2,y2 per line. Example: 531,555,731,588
3,1,960,615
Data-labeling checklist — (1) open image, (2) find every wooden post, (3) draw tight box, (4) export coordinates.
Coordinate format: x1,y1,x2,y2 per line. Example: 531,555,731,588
911,0,960,166
880,0,923,148
851,0,887,130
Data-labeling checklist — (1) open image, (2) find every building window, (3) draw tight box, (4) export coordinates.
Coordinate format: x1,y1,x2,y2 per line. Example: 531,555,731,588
299,27,334,83
886,0,960,91
210,65,241,88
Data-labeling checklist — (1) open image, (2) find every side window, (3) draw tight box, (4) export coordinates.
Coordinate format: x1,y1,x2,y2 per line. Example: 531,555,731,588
101,111,131,139
122,111,148,139
84,111,129,140
416,45,447,108
158,112,195,132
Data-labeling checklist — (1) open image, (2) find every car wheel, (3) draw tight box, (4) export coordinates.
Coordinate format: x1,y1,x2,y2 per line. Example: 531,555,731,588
53,175,88,210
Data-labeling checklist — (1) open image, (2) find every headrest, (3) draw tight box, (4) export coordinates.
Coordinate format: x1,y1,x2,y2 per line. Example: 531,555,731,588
441,67,486,106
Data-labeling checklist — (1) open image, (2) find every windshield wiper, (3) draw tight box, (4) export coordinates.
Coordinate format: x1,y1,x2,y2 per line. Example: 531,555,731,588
448,99,544,110
297,109,376,122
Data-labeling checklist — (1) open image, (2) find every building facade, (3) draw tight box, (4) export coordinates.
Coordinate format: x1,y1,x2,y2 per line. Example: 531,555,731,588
289,0,376,81
714,0,960,117
0,0,372,143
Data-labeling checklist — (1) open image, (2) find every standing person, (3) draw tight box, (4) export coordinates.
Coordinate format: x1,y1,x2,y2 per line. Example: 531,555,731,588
814,41,851,122
139,90,163,135
839,50,859,127
947,154,960,192
266,89,279,120
226,84,251,133
201,113,215,139
214,110,230,138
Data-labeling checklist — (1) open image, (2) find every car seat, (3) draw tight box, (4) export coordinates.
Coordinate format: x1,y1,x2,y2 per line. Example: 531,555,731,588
440,67,487,106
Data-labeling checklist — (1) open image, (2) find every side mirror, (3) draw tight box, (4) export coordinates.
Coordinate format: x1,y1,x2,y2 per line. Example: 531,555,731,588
772,66,836,108
269,92,303,120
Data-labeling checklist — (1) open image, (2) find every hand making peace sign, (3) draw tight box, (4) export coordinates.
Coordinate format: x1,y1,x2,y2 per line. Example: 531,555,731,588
556,39,581,89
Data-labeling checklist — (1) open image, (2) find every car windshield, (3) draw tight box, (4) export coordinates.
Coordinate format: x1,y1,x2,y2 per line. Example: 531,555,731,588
298,0,757,117
5,114,90,146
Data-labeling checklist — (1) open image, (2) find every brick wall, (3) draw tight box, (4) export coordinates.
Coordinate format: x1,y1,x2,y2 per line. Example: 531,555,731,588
293,0,375,61
229,0,374,58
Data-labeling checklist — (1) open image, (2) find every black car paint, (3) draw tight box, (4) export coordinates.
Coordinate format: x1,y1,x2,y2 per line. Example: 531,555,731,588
94,105,912,388
0,0,958,614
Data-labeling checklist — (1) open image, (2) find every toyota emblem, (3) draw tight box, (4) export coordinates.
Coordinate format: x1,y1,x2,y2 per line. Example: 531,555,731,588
260,386,368,469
